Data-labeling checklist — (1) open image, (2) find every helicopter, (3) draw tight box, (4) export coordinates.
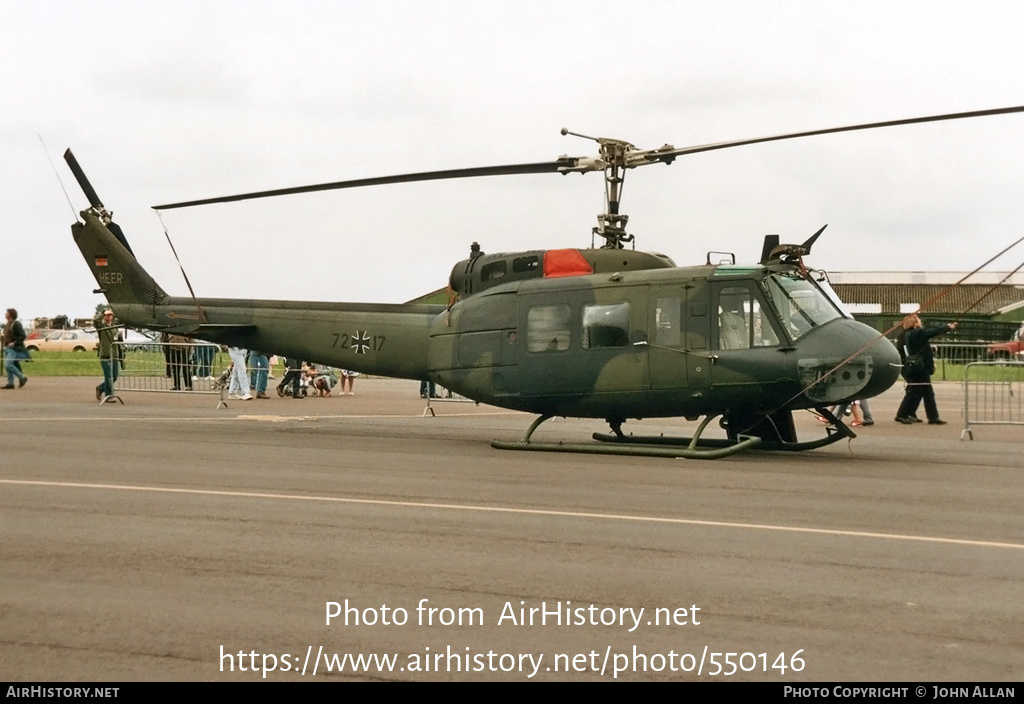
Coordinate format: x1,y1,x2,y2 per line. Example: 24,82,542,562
65,105,1024,458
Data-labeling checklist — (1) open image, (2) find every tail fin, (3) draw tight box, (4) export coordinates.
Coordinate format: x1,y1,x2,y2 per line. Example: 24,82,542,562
64,149,166,307
72,211,167,306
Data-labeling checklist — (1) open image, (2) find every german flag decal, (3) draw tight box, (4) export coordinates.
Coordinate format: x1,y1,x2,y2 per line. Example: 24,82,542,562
95,256,108,267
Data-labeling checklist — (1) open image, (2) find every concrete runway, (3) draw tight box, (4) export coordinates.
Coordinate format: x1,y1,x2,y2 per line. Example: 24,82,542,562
2,377,1022,681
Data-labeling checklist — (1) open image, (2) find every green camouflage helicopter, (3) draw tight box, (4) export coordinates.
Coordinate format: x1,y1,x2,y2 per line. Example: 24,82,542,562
66,105,1024,458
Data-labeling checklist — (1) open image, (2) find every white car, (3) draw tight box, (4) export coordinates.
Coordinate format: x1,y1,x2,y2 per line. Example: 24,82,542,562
121,328,160,351
24,329,99,353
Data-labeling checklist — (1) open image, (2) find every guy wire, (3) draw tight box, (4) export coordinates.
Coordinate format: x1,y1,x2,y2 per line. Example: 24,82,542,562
954,258,1024,321
156,210,208,323
39,135,79,221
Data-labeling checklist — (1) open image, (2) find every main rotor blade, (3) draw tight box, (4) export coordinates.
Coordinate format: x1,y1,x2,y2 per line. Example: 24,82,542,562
152,104,1024,210
153,159,579,210
645,105,1024,163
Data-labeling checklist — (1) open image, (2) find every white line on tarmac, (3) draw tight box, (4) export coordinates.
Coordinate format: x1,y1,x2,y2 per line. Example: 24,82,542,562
234,412,518,421
0,412,517,422
3,478,1022,552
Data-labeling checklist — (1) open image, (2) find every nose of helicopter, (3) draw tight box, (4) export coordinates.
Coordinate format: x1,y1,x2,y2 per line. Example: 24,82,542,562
796,319,902,404
854,323,902,399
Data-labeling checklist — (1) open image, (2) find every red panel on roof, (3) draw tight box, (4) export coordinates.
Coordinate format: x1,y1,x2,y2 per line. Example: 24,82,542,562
543,249,594,278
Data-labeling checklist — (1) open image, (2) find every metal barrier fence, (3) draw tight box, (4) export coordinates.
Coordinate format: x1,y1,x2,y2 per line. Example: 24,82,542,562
106,343,328,406
108,341,236,407
422,385,478,417
929,343,1020,381
960,361,1024,440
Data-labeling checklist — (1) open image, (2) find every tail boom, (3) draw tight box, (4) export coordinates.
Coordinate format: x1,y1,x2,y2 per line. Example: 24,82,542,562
73,208,439,379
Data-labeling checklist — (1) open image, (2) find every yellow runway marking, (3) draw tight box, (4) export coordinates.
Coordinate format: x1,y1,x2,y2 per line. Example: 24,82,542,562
3,478,1022,552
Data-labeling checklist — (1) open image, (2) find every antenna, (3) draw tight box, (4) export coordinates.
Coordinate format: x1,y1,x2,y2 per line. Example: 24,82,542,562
39,137,78,221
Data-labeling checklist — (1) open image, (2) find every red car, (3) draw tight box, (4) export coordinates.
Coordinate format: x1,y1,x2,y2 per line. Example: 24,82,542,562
987,324,1024,359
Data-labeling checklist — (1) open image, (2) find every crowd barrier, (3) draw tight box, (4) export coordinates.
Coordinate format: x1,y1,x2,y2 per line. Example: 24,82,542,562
105,342,346,407
108,341,235,407
422,387,478,417
929,343,1004,380
960,361,1024,440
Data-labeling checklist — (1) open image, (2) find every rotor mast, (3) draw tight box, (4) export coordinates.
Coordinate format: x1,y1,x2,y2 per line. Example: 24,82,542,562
561,130,633,249
560,129,679,249
597,137,635,249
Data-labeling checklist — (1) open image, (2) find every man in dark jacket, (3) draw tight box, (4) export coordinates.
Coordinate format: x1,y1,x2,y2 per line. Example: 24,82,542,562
895,314,957,424
2,308,29,389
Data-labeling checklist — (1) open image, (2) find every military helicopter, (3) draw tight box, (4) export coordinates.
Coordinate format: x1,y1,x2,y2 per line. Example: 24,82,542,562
65,105,1024,458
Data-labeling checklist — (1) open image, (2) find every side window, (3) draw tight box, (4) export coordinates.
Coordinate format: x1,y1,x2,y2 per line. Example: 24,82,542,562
654,297,681,347
527,304,571,352
717,286,780,350
481,260,507,281
583,302,630,349
512,256,539,274
718,287,750,350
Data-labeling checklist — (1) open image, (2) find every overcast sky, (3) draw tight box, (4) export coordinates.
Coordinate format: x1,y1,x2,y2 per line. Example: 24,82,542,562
4,0,1024,320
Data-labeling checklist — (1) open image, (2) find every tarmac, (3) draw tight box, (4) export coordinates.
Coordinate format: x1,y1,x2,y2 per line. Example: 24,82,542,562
1,376,1022,681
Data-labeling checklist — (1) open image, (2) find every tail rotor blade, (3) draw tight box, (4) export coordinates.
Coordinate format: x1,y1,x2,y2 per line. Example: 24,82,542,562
63,149,103,209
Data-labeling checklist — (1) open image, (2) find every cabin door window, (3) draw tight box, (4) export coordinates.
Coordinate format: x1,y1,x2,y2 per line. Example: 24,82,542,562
582,302,630,349
526,304,572,353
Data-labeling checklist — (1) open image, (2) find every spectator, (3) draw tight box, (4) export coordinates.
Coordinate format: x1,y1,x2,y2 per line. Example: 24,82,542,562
250,351,270,399
93,308,122,400
2,308,29,389
167,335,193,391
277,357,304,399
895,314,957,425
227,346,252,400
340,369,358,396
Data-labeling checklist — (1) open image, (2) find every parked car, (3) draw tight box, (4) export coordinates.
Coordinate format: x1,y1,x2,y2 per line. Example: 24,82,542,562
80,326,161,353
121,328,160,352
24,329,99,353
987,324,1024,360
26,328,56,341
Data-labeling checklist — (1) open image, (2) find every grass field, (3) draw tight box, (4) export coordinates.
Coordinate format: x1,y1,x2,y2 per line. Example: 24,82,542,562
7,350,99,376
933,360,1024,382
6,351,286,378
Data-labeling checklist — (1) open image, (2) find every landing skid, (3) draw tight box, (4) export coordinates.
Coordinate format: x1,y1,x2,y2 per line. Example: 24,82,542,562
490,409,853,459
592,431,845,453
490,413,761,459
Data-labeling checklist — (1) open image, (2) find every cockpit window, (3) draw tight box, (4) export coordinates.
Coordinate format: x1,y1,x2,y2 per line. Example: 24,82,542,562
763,274,843,340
